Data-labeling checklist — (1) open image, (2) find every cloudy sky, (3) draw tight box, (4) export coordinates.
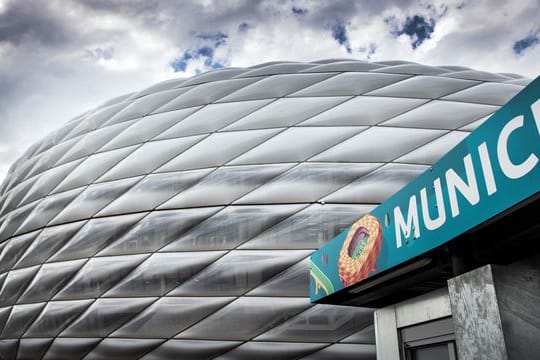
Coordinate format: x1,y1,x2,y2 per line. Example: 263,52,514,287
0,0,538,183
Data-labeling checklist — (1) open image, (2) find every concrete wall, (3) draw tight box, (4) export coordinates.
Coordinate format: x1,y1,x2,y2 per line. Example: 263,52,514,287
448,254,540,360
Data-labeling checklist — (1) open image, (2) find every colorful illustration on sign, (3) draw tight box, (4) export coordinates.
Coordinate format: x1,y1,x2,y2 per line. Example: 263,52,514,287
338,214,382,287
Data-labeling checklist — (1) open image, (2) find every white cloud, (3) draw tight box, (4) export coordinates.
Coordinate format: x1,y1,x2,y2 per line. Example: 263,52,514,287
0,0,538,186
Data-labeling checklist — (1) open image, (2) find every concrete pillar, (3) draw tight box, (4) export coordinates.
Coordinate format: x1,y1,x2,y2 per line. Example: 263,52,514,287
448,256,540,360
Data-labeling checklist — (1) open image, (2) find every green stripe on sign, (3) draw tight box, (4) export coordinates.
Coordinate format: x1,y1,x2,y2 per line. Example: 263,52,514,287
310,261,335,296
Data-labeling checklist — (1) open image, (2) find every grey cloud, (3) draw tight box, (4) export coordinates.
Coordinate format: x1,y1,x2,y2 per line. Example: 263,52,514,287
85,46,115,60
0,1,74,46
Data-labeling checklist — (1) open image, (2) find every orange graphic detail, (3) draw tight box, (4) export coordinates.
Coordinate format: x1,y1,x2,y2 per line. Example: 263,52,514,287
338,214,382,287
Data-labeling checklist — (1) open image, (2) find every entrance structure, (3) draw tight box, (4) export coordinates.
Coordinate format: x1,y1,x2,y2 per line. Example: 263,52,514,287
311,77,540,360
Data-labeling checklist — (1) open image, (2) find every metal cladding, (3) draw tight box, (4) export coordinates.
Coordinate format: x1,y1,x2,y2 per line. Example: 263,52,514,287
0,60,530,360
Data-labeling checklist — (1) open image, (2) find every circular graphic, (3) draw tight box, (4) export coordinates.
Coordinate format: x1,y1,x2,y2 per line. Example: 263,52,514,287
338,214,382,287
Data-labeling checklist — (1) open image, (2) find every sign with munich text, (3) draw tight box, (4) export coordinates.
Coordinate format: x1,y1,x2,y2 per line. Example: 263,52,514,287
310,76,540,302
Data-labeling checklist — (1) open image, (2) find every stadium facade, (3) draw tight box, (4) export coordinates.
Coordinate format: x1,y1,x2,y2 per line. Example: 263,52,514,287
0,60,532,360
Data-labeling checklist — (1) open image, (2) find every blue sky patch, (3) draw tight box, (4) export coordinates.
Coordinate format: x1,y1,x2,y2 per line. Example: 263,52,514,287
331,20,351,53
292,7,308,16
513,32,539,55
238,22,253,32
388,15,435,49
171,32,227,72
171,52,192,72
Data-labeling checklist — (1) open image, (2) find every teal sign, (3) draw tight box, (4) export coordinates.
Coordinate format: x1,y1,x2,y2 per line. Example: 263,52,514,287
310,76,540,302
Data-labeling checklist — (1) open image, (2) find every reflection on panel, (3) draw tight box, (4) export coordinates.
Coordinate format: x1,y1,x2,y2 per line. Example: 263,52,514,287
52,146,137,193
222,97,348,131
24,300,93,337
98,137,204,182
55,121,134,165
247,258,310,297
162,205,304,251
51,177,142,224
61,297,156,337
0,304,10,333
156,100,272,139
240,204,374,250
98,208,221,256
230,127,361,165
100,106,201,151
50,214,146,262
366,76,478,99
0,231,38,273
105,251,225,297
395,131,469,165
0,201,38,242
0,266,39,306
292,72,410,96
238,63,316,77
17,260,86,304
66,101,131,140
42,338,101,360
16,338,52,360
160,164,292,208
170,250,310,296
300,343,376,360
98,169,212,215
158,129,280,172
155,78,261,112
374,63,448,76
218,73,334,102
311,127,445,163
111,297,233,338
256,304,373,342
323,163,428,204
380,100,497,130
301,61,383,73
0,339,17,359
83,338,163,360
140,339,241,360
298,96,427,127
219,341,327,360
235,163,378,204
53,255,148,300
176,297,310,340
13,221,85,270
17,160,83,206
340,324,376,344
0,302,45,338
15,188,84,235
441,82,524,105
181,68,245,85
104,87,189,125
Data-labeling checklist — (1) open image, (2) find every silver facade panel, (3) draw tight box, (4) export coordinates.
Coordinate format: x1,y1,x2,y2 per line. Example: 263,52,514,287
0,60,525,359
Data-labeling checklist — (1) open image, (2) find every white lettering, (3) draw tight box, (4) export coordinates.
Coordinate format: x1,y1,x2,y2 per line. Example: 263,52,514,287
390,97,540,251
446,154,480,217
420,178,446,230
478,142,497,195
497,115,538,179
532,99,540,136
394,195,420,248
